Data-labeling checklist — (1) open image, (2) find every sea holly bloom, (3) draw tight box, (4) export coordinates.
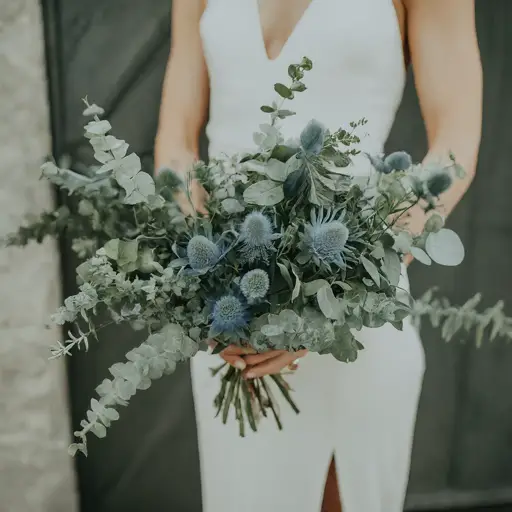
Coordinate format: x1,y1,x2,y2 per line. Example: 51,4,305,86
178,234,227,276
384,151,412,171
300,119,327,155
303,207,350,268
187,236,221,270
210,295,249,338
238,211,280,263
424,168,453,197
240,269,270,304
366,151,412,174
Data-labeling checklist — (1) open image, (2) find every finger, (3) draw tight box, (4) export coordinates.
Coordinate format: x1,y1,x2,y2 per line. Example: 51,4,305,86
222,345,257,356
243,350,286,365
244,350,308,379
220,353,247,371
243,353,294,379
191,183,209,216
175,191,196,217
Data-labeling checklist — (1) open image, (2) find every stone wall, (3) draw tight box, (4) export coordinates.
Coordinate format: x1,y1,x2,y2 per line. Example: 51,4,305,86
0,1,77,511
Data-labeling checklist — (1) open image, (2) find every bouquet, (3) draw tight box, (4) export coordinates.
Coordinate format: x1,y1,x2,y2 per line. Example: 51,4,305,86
6,57,512,457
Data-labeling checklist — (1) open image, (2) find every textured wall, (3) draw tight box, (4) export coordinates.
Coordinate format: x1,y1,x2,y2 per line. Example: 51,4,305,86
0,2,77,511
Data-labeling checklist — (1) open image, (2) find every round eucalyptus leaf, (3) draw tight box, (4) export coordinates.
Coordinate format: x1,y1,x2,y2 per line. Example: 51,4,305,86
243,180,284,206
274,83,294,99
410,247,432,266
261,324,284,337
425,228,465,266
221,198,245,214
264,159,288,182
317,285,342,320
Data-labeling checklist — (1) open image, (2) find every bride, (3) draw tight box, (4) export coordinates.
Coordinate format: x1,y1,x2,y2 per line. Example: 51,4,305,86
155,1,482,510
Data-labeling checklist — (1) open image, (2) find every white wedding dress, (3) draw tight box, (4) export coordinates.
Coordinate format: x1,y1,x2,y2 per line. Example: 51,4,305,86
191,0,426,510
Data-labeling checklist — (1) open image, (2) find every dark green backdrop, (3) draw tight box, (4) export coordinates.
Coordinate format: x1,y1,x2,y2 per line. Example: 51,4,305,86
41,1,512,510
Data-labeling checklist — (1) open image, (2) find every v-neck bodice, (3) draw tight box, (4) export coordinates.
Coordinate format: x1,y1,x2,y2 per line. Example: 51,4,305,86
200,0,405,168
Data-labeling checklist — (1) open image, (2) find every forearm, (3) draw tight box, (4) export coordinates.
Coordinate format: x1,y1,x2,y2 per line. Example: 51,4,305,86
402,0,482,237
405,119,480,236
154,1,209,173
154,63,201,174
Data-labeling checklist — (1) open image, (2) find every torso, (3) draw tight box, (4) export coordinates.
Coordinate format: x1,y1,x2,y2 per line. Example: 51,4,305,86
200,0,406,166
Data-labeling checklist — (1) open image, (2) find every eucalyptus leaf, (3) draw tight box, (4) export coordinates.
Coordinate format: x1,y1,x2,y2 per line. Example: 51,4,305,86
410,247,432,266
264,159,288,182
290,264,301,302
381,249,401,286
317,285,342,320
283,165,308,199
271,144,299,162
274,83,294,99
304,279,329,296
278,309,302,333
330,326,359,363
102,239,120,260
117,240,139,267
221,198,245,214
361,256,381,287
277,261,293,289
425,229,465,266
261,324,284,337
85,120,111,136
243,180,284,206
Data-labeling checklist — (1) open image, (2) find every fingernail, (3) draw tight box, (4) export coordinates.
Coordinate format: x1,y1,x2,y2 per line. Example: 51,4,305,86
245,372,255,379
235,361,246,370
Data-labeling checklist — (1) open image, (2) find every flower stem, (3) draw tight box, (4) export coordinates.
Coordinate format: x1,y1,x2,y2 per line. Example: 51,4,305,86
252,379,267,418
234,376,245,437
260,377,283,430
222,369,240,424
270,374,300,414
242,380,258,432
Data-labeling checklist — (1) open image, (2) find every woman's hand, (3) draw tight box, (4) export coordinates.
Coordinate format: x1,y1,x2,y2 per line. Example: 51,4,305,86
174,172,209,217
242,349,308,379
217,344,308,379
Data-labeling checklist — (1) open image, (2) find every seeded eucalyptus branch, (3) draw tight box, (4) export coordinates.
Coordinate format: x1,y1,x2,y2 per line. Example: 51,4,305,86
413,289,512,347
5,57,511,454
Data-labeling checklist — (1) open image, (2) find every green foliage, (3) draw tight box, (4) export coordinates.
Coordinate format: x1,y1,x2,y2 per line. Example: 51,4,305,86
413,290,512,348
6,58,510,450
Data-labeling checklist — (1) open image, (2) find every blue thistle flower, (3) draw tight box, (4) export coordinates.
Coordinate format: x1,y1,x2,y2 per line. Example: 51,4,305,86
384,151,412,171
238,211,278,263
186,235,221,271
240,269,270,303
211,295,249,336
367,151,412,174
303,207,350,268
300,119,326,155
425,169,453,197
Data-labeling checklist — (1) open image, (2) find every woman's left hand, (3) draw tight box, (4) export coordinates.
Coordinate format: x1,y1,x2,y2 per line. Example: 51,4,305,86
242,349,308,379
403,253,414,266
